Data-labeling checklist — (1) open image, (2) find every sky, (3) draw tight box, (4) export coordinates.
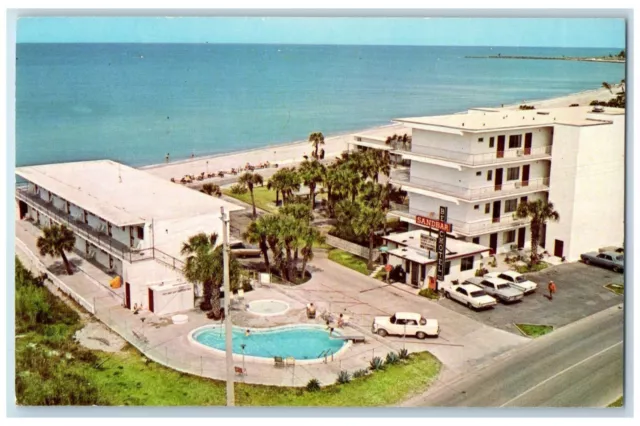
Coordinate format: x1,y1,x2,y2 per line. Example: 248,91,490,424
17,17,626,48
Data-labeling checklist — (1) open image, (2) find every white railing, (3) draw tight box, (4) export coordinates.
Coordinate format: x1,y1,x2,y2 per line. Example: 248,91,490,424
394,145,552,166
15,238,96,314
392,175,550,201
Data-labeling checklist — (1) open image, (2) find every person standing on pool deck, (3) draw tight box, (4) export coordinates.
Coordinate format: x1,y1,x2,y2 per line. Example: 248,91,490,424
548,280,557,300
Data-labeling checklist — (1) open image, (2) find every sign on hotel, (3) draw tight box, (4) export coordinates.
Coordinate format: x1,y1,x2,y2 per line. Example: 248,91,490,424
420,233,437,251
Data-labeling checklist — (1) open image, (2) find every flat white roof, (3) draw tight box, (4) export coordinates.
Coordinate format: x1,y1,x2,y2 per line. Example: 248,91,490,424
16,160,244,227
394,106,624,133
384,229,489,264
353,125,413,141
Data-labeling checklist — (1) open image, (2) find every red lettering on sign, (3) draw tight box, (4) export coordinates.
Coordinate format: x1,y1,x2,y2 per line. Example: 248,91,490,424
416,216,453,233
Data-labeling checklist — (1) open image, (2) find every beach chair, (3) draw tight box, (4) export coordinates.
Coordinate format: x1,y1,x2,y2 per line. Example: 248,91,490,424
274,356,285,368
234,366,247,376
285,357,296,367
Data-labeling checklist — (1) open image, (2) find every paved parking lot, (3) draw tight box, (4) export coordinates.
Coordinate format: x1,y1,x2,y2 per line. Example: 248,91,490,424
436,262,624,335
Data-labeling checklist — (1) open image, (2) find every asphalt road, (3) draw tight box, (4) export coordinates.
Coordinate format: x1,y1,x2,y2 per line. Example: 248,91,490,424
404,304,624,407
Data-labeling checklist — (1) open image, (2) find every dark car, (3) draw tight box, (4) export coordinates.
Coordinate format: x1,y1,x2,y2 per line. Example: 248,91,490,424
580,251,624,273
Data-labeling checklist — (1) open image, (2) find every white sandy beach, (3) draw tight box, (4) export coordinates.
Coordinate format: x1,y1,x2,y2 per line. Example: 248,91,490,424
144,86,618,183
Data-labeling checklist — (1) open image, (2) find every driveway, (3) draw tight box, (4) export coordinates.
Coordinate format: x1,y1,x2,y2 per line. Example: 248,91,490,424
435,262,624,335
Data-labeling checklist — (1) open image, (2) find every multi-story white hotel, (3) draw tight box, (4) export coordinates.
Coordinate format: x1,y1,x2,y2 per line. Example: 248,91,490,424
15,159,243,314
352,105,625,262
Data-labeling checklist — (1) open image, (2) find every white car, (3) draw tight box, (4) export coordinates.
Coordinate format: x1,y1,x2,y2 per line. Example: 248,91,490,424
464,277,524,303
444,283,498,310
485,271,537,294
371,312,439,339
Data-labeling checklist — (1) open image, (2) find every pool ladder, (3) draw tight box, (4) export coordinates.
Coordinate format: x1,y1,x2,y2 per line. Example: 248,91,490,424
318,348,334,363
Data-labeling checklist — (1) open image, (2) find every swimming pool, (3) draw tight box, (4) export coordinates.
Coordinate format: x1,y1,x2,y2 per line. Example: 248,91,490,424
189,324,350,364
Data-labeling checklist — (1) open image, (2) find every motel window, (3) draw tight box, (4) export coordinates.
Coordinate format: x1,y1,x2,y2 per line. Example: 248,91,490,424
505,199,518,213
476,171,482,176
137,226,144,240
487,170,493,181
460,256,474,272
520,196,528,205
444,261,451,276
485,203,490,214
472,237,480,244
489,137,495,148
478,137,484,143
503,230,516,244
507,167,520,181
474,205,479,210
508,134,522,149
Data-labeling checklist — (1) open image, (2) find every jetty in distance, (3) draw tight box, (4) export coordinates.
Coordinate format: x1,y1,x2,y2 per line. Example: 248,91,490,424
466,55,625,63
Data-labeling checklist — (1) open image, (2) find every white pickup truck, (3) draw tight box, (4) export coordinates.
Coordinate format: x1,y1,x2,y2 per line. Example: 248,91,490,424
444,283,498,310
371,312,440,339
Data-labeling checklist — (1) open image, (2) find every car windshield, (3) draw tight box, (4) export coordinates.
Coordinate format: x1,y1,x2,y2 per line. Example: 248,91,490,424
515,276,527,283
616,255,624,262
470,290,486,298
497,284,510,290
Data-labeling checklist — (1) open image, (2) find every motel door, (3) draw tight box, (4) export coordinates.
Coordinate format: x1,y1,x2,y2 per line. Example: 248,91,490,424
554,240,564,258
410,263,420,286
494,168,503,191
522,165,530,187
124,282,131,309
496,136,506,158
489,233,498,255
492,201,501,223
148,288,155,313
517,227,526,249
524,132,533,155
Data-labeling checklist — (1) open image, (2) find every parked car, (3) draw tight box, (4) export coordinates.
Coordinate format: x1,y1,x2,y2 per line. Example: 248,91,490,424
464,277,524,303
443,283,497,310
580,251,624,273
485,271,537,294
371,312,439,339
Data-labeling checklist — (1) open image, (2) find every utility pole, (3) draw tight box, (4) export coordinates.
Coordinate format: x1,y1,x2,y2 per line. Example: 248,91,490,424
221,207,235,406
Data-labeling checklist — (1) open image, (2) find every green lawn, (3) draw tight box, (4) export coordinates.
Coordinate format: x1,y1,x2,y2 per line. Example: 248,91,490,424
328,249,373,275
608,396,623,407
514,323,554,338
16,257,441,406
605,283,624,295
222,186,279,213
515,262,549,274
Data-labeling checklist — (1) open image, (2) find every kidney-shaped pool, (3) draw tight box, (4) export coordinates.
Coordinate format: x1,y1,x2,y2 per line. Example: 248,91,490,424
189,324,349,363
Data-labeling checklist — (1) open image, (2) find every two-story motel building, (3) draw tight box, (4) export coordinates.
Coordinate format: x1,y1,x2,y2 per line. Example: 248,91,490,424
351,105,625,262
15,159,243,314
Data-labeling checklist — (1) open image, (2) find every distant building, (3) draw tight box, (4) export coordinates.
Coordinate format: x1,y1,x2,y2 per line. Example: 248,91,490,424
15,159,244,314
385,105,625,261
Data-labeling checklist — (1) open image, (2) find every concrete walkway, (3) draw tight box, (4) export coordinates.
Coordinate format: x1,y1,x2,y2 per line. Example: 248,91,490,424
15,218,527,389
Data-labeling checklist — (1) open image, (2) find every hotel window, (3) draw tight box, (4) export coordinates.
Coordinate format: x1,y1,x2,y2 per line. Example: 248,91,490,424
137,226,144,240
505,199,518,213
485,203,490,214
476,171,482,176
503,230,516,244
460,256,474,272
507,167,520,181
508,134,522,149
472,237,480,244
478,137,484,143
444,261,451,276
489,137,495,148
474,205,479,210
487,170,493,181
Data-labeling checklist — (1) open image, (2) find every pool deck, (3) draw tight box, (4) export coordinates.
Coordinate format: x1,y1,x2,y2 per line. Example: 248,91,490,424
15,218,527,388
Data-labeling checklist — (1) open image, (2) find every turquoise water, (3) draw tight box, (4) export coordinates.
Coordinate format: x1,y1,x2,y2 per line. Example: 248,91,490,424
16,44,625,167
193,325,346,360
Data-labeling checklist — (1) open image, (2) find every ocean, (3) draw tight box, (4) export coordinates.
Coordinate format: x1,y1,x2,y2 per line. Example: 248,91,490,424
15,44,625,168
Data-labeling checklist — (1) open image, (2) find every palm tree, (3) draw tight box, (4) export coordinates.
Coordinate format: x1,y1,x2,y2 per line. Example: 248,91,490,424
238,172,264,218
278,168,301,205
267,168,289,206
181,232,218,312
36,224,76,275
513,199,560,265
200,183,222,197
280,202,313,223
352,202,387,270
243,219,271,273
322,163,341,217
299,225,325,280
308,131,325,159
297,159,325,210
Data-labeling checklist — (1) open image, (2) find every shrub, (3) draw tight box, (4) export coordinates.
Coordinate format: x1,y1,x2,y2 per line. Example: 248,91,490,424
398,348,410,360
229,184,248,195
352,368,369,379
418,288,440,300
385,352,400,365
369,356,385,371
519,104,535,110
336,370,351,384
306,378,321,392
569,103,579,107
475,268,487,277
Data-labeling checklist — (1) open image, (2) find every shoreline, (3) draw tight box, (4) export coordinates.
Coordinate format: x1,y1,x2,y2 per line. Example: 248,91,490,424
466,55,625,64
143,86,618,183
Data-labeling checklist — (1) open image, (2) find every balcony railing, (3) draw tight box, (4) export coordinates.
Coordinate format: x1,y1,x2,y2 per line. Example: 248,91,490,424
389,206,530,236
392,145,553,166
391,174,550,202
16,187,152,263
